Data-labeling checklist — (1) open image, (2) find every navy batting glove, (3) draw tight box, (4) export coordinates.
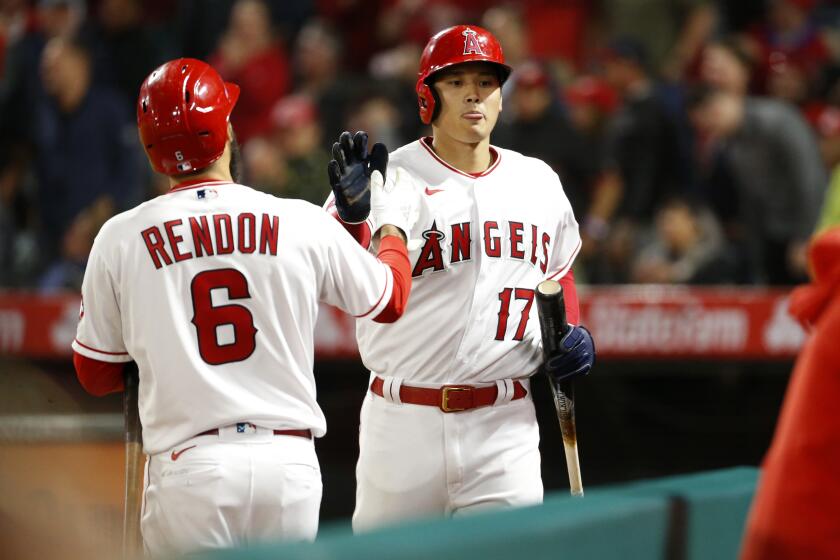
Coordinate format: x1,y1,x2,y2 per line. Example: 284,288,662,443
327,131,388,224
543,325,595,382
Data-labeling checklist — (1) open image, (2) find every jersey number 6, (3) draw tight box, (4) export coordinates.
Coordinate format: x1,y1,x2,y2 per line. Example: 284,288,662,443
190,268,258,365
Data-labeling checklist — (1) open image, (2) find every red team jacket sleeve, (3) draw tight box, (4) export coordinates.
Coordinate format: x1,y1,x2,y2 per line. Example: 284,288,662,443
73,351,125,396
558,269,580,325
373,235,411,323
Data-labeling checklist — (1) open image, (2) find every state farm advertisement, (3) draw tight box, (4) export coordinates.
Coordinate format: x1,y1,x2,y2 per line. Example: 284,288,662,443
578,286,805,359
0,287,805,360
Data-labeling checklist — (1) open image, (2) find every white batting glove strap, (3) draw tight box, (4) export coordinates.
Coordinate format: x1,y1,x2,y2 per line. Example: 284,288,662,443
369,167,420,242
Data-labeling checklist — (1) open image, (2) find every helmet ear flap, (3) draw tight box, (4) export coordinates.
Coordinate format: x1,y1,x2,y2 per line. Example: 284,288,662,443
417,82,436,125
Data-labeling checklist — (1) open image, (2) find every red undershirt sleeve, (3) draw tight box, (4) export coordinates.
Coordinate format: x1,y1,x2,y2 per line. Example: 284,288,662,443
558,269,580,325
373,235,412,323
73,351,126,396
326,203,372,249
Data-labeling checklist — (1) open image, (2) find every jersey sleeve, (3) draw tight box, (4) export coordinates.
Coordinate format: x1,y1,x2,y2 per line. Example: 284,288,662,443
545,173,582,281
71,232,132,363
316,213,395,321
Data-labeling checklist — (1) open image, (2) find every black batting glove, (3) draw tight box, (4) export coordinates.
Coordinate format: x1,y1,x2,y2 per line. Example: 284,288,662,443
327,131,388,224
542,325,595,382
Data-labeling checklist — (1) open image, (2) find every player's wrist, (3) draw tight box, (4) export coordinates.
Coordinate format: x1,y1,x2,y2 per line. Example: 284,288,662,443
377,224,407,243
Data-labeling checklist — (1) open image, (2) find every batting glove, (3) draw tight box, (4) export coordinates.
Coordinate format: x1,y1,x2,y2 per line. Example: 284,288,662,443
327,131,388,224
369,167,420,243
543,325,595,382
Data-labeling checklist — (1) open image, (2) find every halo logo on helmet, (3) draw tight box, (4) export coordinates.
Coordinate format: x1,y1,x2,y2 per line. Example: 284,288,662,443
415,25,511,125
137,58,240,176
462,29,485,56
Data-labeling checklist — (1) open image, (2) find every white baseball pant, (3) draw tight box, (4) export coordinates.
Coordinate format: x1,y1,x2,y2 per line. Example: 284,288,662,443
141,425,321,557
353,378,543,531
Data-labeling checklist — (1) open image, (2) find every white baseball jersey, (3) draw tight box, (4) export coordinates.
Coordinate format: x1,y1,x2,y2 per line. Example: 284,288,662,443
354,138,581,384
73,179,395,454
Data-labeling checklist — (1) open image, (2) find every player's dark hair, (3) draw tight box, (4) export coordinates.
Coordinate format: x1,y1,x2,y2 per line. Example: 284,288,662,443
229,129,243,183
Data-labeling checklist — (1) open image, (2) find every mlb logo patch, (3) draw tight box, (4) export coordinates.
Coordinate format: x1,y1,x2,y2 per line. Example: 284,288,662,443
236,422,256,434
197,188,218,200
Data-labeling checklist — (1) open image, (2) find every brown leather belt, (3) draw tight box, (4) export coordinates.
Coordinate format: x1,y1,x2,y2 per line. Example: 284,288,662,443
370,376,527,412
197,427,312,439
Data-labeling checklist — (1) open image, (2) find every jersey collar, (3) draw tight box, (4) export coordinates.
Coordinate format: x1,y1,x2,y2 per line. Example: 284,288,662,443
419,137,501,179
169,179,232,193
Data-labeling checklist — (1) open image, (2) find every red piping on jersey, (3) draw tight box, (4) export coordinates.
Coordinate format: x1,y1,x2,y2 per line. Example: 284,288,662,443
73,352,126,396
547,238,582,281
355,262,391,319
168,179,231,193
419,137,501,179
74,338,130,356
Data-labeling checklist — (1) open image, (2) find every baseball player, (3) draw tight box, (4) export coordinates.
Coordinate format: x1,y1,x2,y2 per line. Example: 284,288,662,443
71,58,417,556
326,26,596,530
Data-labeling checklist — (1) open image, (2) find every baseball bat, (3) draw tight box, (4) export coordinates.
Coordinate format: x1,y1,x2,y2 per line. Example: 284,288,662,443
123,365,144,558
535,279,584,497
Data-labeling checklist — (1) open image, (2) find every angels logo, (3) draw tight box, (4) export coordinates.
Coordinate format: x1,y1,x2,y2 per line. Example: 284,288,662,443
412,221,446,277
462,28,485,56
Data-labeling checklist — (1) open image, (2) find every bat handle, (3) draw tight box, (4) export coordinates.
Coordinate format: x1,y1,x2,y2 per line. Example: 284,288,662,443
549,377,584,497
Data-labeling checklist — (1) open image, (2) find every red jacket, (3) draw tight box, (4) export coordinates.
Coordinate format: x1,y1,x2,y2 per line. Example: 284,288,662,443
741,227,840,559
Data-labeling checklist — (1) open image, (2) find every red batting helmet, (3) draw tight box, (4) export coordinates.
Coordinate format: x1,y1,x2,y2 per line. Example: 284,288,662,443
137,58,240,175
416,25,511,125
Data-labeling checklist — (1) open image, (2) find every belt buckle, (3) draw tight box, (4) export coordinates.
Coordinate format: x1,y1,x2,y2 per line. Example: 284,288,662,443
441,386,471,412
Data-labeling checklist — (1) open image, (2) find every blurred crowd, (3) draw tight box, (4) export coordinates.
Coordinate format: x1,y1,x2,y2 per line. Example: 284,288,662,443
1,0,839,291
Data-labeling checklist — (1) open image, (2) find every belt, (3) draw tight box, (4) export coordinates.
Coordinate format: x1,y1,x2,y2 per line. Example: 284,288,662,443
370,376,527,413
197,427,312,439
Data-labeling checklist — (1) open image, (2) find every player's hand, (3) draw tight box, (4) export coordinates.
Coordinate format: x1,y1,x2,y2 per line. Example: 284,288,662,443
543,325,595,382
327,131,388,224
369,166,420,245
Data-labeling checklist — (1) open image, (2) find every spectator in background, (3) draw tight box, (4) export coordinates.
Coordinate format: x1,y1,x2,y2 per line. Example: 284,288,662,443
1,0,85,196
210,0,290,145
34,34,143,262
292,19,353,144
744,0,833,98
595,0,717,80
344,92,405,151
695,37,755,245
582,38,683,283
632,197,735,284
367,40,427,143
318,0,389,72
688,86,826,284
700,37,755,97
38,195,112,292
176,0,233,60
273,94,329,204
481,4,528,72
803,66,840,169
563,75,619,220
85,0,172,103
244,94,330,204
500,61,590,218
0,0,33,78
